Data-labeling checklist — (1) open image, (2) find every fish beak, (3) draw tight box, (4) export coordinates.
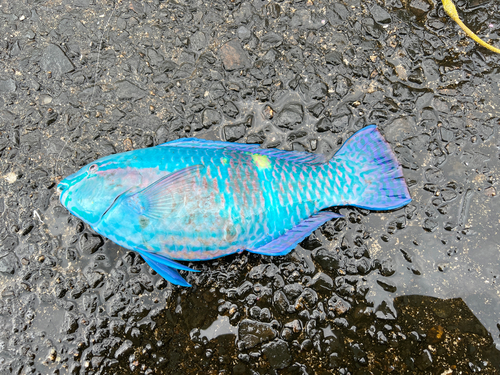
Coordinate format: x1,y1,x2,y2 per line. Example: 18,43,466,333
57,181,69,194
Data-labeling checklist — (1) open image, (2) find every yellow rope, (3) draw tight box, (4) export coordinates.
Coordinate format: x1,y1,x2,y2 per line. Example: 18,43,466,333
442,0,500,54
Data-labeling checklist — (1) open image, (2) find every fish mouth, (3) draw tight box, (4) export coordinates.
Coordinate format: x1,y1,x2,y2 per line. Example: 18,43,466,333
57,181,69,194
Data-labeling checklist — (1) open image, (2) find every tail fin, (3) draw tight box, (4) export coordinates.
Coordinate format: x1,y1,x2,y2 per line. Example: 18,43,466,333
333,125,411,211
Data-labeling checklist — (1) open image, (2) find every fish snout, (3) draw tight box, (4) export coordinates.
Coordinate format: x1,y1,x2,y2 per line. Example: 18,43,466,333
57,181,69,194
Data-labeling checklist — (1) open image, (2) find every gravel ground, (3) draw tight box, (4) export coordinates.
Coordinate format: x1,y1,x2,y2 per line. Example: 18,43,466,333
0,0,500,373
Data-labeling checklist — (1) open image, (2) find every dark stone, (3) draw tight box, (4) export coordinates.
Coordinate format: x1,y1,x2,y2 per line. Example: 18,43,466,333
328,294,351,316
325,51,343,66
202,109,221,127
371,4,392,24
424,167,443,183
40,44,74,75
315,117,332,132
115,80,147,100
262,339,291,369
219,40,250,71
224,124,246,142
410,0,431,18
310,272,334,292
79,233,103,254
260,32,283,47
60,312,78,334
222,101,239,118
273,291,291,315
0,79,16,93
308,103,324,118
423,218,438,232
1,235,18,252
377,279,397,293
238,319,277,349
312,248,341,271
114,340,133,359
380,258,396,276
0,252,17,274
310,82,328,100
275,103,303,129
416,349,433,370
190,31,206,52
237,26,251,41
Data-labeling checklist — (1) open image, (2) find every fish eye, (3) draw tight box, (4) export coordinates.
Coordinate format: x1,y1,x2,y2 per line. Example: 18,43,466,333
89,164,98,173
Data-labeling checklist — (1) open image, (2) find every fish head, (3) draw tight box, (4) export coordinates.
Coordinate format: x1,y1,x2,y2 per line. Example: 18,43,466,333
57,154,141,226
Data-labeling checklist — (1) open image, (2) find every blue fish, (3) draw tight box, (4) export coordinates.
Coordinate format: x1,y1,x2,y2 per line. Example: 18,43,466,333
58,125,411,286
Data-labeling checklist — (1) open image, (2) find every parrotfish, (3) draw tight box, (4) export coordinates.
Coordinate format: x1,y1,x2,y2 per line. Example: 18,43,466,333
58,125,411,286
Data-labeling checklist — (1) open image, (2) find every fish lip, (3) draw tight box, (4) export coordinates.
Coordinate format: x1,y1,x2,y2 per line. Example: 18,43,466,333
57,181,69,194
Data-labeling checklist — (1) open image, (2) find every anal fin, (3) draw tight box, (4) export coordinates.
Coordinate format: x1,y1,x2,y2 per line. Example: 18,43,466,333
248,211,342,256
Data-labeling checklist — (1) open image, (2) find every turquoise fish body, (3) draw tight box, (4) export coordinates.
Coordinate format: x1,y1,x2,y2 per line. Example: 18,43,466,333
58,125,411,286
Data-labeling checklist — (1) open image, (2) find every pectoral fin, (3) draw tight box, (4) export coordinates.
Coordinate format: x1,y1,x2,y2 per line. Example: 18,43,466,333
135,249,199,272
126,164,204,219
140,251,192,287
248,211,342,256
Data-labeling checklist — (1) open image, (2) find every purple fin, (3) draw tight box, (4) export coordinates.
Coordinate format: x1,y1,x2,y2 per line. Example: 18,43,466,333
127,164,204,219
161,138,327,165
248,212,342,256
334,125,411,210
140,252,191,287
135,249,198,272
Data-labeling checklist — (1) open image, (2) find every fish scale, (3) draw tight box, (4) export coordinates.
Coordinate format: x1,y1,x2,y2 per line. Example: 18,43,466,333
58,125,411,286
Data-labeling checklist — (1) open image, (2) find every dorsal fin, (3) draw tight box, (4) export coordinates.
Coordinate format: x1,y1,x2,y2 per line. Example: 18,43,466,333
160,138,327,165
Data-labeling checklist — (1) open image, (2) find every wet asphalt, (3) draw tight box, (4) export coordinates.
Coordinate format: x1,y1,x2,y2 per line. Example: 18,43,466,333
0,0,499,373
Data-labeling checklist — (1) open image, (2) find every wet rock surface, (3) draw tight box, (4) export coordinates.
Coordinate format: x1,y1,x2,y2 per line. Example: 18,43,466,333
0,0,500,374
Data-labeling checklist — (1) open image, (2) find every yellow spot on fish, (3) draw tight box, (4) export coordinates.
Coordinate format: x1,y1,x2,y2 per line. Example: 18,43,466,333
221,157,229,166
252,154,271,170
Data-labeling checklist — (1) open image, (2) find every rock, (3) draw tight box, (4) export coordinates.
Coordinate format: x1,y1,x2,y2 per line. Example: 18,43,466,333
190,31,206,52
382,117,416,143
409,0,431,18
424,167,443,183
0,79,16,93
423,218,438,232
238,319,277,349
371,4,391,24
377,279,397,293
416,349,433,370
262,339,291,369
60,312,78,334
310,82,328,100
275,103,303,129
79,233,103,254
308,103,324,118
273,291,291,315
224,124,246,142
202,109,221,127
1,235,18,252
40,44,74,75
114,340,133,359
325,51,343,66
115,80,147,100
328,294,351,316
0,252,17,274
259,32,283,47
219,40,250,71
222,101,239,118
237,26,251,41
310,272,334,291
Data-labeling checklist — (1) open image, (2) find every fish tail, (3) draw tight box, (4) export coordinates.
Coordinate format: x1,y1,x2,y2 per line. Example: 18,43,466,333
328,125,411,210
